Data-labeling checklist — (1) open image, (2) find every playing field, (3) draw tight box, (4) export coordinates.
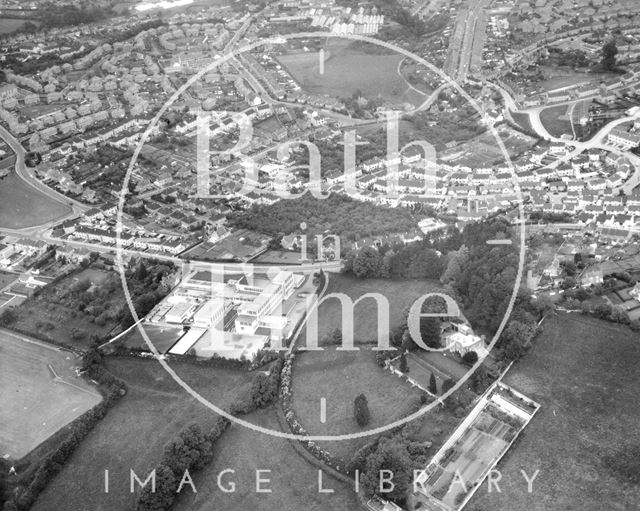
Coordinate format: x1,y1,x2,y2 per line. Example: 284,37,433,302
0,173,71,229
470,313,640,510
277,40,419,106
30,357,255,511
0,330,102,460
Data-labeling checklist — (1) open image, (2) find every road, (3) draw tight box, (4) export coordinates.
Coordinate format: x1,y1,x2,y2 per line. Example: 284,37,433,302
0,124,88,227
444,0,486,81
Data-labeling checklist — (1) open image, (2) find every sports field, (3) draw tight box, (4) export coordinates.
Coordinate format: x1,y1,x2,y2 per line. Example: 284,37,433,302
0,173,71,229
30,357,254,511
277,40,419,106
0,330,102,459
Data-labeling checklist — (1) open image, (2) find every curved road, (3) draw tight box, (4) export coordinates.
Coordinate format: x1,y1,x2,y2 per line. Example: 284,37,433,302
0,125,88,225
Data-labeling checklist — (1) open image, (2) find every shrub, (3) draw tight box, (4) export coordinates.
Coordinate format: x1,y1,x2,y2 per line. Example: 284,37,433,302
354,393,371,427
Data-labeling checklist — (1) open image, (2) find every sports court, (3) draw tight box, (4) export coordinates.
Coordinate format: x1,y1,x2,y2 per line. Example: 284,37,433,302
0,330,102,459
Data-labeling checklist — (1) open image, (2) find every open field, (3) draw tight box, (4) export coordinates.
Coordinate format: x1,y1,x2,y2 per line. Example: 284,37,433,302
277,40,418,106
539,104,573,139
537,68,611,93
470,313,640,510
173,407,360,511
0,19,39,35
305,273,442,343
31,357,254,511
0,172,71,229
0,330,101,460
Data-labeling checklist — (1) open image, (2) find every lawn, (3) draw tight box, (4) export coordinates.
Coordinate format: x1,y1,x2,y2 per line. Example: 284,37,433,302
303,273,443,343
0,330,101,460
173,407,360,511
510,111,536,135
277,40,417,106
292,348,424,461
0,173,71,229
31,357,254,511
290,274,442,461
470,313,640,510
539,104,573,139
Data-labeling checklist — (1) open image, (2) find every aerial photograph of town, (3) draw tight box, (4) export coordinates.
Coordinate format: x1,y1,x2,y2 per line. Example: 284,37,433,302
1,0,640,510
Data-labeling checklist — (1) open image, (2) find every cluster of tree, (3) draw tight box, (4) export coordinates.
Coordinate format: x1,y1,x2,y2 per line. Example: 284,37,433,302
529,211,574,223
4,347,126,510
443,218,550,361
227,193,418,244
136,419,230,511
228,358,284,415
579,301,640,331
119,260,176,328
348,432,431,506
37,3,112,29
601,39,619,72
406,103,486,150
344,242,444,280
545,47,589,68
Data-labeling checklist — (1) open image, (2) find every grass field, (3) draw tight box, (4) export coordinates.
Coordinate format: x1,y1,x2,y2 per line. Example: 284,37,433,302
292,348,424,461
510,111,536,135
31,357,255,511
470,313,640,510
304,273,442,343
290,274,441,460
0,330,101,460
0,173,71,229
173,407,360,511
539,104,573,139
0,19,38,35
277,40,418,106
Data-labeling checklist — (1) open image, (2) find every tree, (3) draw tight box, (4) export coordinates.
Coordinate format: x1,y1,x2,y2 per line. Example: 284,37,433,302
419,317,441,349
135,261,148,281
428,373,437,394
354,393,371,427
352,247,382,278
601,39,618,71
441,245,469,284
442,378,455,394
462,351,478,366
399,353,409,373
135,463,177,511
362,437,413,504
0,308,17,326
